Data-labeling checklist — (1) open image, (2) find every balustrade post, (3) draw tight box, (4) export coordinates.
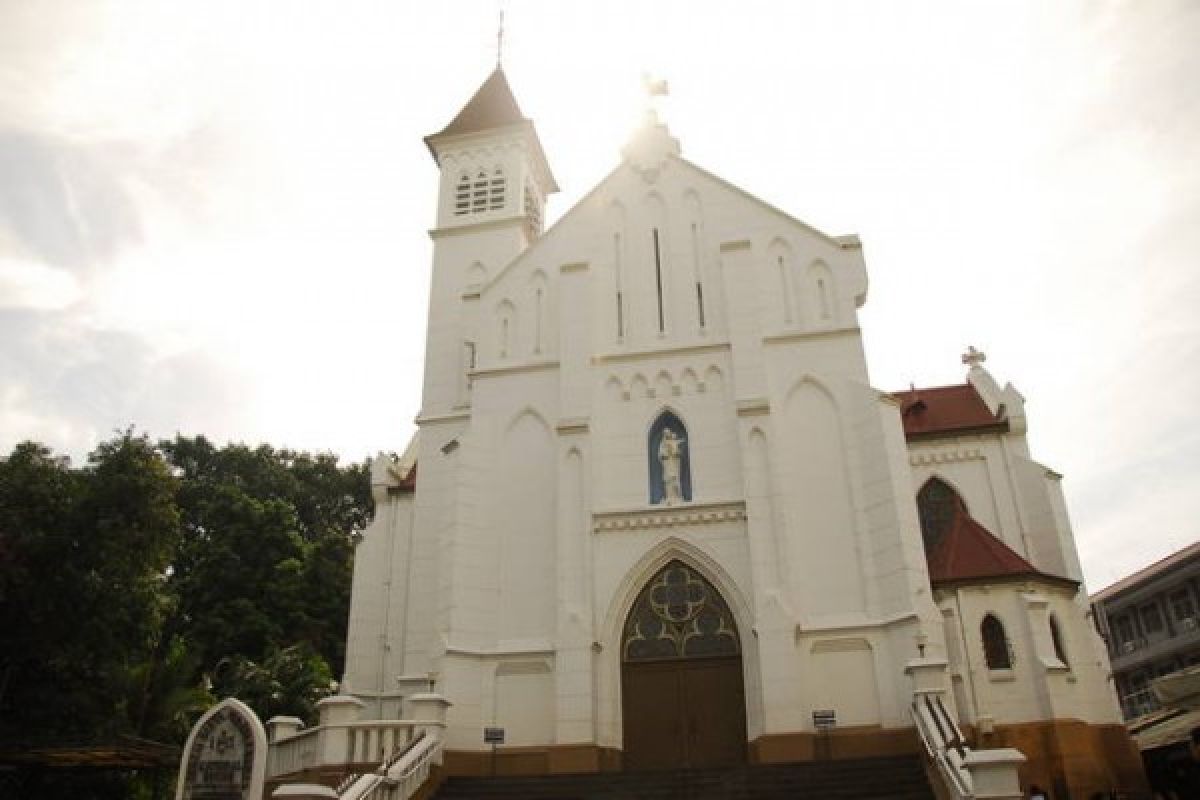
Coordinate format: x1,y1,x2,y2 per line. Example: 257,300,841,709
407,692,452,762
267,715,305,743
963,749,1026,799
315,695,366,766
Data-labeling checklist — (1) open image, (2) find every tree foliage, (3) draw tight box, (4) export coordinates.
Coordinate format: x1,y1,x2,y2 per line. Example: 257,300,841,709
0,432,371,791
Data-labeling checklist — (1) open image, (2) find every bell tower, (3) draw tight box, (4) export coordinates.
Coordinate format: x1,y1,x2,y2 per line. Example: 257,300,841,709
419,67,558,418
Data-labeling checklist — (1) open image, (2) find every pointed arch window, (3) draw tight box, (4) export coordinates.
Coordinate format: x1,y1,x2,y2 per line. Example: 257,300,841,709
981,614,1012,669
917,477,966,554
1049,614,1069,666
648,411,692,505
622,560,739,662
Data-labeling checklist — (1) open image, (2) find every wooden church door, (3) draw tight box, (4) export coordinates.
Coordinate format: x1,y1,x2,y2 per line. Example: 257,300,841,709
621,561,748,770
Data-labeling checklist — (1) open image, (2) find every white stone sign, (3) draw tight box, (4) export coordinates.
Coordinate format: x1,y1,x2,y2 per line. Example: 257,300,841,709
176,697,267,800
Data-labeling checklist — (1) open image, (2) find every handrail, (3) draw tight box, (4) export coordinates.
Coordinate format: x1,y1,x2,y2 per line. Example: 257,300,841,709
346,732,440,800
911,698,973,800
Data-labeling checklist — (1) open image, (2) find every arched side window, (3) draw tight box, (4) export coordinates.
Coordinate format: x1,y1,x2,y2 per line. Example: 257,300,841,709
917,477,966,554
622,560,738,661
648,411,692,505
981,614,1012,669
1049,614,1069,666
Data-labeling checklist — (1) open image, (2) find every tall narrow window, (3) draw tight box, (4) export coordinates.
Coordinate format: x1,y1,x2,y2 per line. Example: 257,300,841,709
652,228,665,333
690,222,706,331
489,167,505,210
614,233,625,341
534,288,544,354
817,277,831,319
462,340,476,398
500,317,510,358
1049,615,1069,666
471,169,489,213
982,614,1012,669
454,173,471,215
778,255,793,323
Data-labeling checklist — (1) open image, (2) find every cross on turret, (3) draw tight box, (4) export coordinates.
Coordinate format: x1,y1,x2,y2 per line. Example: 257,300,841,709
961,345,987,369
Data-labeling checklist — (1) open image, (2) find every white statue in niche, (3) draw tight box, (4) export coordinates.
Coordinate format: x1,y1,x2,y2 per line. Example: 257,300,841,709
658,428,685,504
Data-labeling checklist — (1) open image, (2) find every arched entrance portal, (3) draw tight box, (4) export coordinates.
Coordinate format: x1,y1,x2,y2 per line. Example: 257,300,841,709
621,560,748,770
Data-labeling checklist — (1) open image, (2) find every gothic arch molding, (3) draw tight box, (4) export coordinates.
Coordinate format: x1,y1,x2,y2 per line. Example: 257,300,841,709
504,406,551,436
600,537,753,659
782,374,840,412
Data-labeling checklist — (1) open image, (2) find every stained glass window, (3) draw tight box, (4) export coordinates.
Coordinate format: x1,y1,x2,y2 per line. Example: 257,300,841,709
917,477,965,553
622,561,739,662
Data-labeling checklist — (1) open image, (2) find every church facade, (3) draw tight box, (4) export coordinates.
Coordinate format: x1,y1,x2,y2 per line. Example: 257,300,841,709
341,69,1144,795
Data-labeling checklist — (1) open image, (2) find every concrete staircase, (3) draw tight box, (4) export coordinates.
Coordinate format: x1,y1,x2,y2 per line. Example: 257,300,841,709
432,754,936,800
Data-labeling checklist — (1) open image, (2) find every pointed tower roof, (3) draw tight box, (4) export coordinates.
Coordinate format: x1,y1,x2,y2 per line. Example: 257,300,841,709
434,67,526,137
424,67,558,192
926,510,1077,589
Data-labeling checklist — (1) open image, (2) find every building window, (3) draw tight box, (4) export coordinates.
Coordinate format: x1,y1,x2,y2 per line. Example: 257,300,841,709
1049,614,1069,666
982,614,1012,669
1114,614,1135,646
489,167,505,210
622,560,739,662
652,228,665,333
1170,589,1196,625
1141,604,1164,634
454,173,471,215
454,167,505,217
524,183,542,238
916,477,965,554
648,411,691,505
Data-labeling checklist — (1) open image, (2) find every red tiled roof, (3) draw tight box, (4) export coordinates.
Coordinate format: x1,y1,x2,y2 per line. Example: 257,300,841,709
431,67,526,138
893,383,1007,439
926,511,1075,588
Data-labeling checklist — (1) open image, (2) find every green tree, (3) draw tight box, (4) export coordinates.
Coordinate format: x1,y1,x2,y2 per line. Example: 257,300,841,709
0,433,181,743
160,436,370,723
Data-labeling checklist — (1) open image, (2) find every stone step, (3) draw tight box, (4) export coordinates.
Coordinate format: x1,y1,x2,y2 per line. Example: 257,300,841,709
432,755,935,800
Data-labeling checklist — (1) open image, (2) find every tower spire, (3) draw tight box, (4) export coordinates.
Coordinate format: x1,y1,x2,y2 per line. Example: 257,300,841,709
496,8,505,67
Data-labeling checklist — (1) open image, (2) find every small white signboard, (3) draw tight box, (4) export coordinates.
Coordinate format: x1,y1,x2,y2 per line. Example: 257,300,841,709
176,697,267,800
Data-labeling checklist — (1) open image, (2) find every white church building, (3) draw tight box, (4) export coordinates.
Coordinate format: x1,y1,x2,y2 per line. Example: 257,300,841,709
335,68,1146,797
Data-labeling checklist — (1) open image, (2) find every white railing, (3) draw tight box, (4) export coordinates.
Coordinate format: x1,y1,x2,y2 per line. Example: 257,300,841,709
912,694,974,799
268,721,416,779
342,731,441,800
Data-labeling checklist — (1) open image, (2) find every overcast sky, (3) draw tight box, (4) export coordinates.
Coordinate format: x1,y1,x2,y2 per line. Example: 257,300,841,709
1,1,1196,591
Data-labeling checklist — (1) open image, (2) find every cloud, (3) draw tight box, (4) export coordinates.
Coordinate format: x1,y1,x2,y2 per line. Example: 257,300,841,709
0,129,142,271
0,308,253,462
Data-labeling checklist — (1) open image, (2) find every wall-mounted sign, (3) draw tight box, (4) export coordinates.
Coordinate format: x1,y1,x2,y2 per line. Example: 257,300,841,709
483,727,505,745
813,709,837,732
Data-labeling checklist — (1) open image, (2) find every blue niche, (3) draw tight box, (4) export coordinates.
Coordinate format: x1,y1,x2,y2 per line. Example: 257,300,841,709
648,411,692,505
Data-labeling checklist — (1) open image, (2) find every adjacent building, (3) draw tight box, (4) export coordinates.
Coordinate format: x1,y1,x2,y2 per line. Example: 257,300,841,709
1090,541,1200,719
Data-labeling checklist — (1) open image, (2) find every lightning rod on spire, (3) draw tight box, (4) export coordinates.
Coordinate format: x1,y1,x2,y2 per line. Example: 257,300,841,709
496,8,505,67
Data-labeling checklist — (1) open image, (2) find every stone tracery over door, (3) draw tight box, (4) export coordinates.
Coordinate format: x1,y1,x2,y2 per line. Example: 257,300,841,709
621,560,747,770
